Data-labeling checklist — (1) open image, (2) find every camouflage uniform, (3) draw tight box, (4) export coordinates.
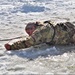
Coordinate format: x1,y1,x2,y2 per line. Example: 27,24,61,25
10,21,75,50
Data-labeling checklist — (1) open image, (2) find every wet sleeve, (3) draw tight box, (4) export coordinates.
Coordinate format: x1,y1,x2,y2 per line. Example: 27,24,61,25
10,40,26,50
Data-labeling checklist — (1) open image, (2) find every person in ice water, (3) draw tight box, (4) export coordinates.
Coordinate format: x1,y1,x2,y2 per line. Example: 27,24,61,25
4,20,75,50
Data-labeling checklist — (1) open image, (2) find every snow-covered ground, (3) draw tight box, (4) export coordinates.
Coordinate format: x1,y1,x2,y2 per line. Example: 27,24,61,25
0,0,75,74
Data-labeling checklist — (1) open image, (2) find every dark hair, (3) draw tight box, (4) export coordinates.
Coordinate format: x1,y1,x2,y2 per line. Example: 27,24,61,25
25,22,36,30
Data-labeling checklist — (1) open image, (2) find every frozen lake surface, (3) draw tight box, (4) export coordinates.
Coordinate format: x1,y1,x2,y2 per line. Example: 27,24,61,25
0,0,75,74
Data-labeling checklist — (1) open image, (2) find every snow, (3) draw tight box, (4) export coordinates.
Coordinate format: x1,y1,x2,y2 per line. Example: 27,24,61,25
0,0,75,74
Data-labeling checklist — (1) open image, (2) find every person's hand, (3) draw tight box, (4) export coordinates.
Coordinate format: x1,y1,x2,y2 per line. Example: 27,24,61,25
4,43,11,50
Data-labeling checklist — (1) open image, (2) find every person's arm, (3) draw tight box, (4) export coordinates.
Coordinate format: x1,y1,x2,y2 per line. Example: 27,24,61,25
5,30,42,50
5,40,27,50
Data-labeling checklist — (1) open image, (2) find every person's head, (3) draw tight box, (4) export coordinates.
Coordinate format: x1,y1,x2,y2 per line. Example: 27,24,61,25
25,22,43,36
25,22,37,36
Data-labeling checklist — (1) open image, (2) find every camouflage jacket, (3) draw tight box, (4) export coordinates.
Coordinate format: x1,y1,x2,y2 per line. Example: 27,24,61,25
10,21,75,50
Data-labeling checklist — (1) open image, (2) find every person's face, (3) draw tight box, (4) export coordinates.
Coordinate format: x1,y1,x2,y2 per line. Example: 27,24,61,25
26,25,36,36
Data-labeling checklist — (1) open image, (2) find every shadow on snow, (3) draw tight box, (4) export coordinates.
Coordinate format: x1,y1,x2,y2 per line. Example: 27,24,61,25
11,4,45,13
